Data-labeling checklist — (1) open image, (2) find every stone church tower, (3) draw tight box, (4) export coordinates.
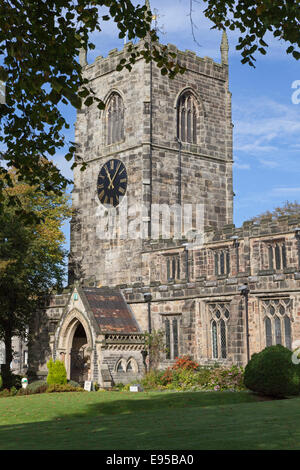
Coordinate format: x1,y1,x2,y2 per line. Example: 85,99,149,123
69,27,233,288
27,6,300,387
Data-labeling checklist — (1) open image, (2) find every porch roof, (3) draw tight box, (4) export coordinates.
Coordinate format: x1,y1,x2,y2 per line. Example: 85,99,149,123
80,286,140,333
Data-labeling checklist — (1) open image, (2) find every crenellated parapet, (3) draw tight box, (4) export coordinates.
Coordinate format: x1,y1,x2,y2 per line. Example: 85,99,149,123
204,214,300,243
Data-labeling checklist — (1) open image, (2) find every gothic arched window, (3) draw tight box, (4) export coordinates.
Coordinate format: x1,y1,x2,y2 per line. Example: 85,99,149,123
262,298,292,349
106,92,124,145
209,303,230,360
126,358,138,373
116,359,125,372
177,91,198,144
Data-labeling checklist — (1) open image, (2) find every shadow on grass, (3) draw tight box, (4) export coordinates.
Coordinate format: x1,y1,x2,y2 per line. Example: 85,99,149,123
0,391,292,450
61,389,272,417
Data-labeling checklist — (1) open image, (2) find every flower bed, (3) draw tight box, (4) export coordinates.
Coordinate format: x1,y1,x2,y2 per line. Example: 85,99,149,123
137,356,245,392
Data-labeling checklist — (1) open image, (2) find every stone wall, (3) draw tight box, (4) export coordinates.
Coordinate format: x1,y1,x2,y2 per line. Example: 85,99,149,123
69,40,233,288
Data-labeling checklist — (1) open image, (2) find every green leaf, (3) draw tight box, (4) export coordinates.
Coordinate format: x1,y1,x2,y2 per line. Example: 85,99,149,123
64,153,73,161
84,96,93,107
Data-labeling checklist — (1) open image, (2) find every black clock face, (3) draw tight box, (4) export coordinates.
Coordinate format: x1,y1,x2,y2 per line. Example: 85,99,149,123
97,159,127,208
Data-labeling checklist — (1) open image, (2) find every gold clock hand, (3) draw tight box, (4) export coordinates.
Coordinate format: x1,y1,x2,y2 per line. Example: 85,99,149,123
108,161,121,189
104,165,114,189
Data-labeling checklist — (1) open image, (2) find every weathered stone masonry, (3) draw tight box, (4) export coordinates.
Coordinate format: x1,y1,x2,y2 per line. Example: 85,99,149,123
26,35,300,386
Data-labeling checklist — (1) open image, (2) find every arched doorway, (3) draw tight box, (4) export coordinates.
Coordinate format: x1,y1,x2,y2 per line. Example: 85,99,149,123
70,322,90,385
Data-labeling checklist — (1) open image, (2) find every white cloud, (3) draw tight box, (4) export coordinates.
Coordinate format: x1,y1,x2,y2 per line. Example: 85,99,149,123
272,187,300,195
259,159,279,168
233,155,250,170
234,162,250,170
233,97,300,162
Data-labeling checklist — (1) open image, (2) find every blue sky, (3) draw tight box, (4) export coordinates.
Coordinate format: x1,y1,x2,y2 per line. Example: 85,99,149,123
56,0,300,251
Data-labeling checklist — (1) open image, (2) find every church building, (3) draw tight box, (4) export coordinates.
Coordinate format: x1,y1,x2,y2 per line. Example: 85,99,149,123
27,12,300,387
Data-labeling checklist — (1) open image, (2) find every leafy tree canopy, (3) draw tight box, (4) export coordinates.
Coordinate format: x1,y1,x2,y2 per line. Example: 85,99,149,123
0,0,184,208
0,0,299,206
202,0,300,66
0,169,71,386
249,200,300,223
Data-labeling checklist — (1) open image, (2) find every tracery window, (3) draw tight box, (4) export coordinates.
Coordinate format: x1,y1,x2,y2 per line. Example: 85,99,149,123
262,298,292,349
209,303,230,359
177,91,198,144
262,299,292,349
106,92,124,145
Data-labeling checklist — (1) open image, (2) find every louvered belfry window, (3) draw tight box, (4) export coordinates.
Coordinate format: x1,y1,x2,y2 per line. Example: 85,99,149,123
106,93,124,145
177,92,197,144
267,241,287,271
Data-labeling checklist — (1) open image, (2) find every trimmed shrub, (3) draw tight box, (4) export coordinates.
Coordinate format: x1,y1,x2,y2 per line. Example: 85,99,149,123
16,387,31,396
0,388,11,397
27,380,47,392
67,380,81,388
46,358,67,385
46,383,84,393
244,345,300,398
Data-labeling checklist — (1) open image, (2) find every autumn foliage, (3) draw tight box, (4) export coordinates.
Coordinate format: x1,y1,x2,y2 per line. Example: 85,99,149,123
0,170,71,388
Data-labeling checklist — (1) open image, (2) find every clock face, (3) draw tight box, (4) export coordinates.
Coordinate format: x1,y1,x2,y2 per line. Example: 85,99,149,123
97,159,127,208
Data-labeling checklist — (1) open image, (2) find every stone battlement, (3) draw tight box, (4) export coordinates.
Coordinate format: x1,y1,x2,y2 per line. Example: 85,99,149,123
84,39,227,82
205,214,300,243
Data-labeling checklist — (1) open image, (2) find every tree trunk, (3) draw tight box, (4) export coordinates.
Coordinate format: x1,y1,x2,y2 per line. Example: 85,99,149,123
1,327,13,388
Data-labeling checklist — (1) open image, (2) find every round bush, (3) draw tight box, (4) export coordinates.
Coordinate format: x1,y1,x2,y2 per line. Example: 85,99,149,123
27,380,48,393
67,380,81,388
244,345,300,398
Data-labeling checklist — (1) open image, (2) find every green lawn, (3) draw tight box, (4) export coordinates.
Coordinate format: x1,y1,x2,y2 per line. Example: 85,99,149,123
0,390,299,450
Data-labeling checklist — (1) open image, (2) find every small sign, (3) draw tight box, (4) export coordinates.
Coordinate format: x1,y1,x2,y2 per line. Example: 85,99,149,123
21,378,28,389
84,380,92,391
0,341,5,365
130,384,143,393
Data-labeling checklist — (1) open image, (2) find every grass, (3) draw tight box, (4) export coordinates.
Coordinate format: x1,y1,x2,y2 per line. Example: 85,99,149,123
0,390,300,450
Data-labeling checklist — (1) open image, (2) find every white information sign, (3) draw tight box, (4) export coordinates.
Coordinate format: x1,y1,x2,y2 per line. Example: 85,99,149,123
84,380,92,392
130,384,143,393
